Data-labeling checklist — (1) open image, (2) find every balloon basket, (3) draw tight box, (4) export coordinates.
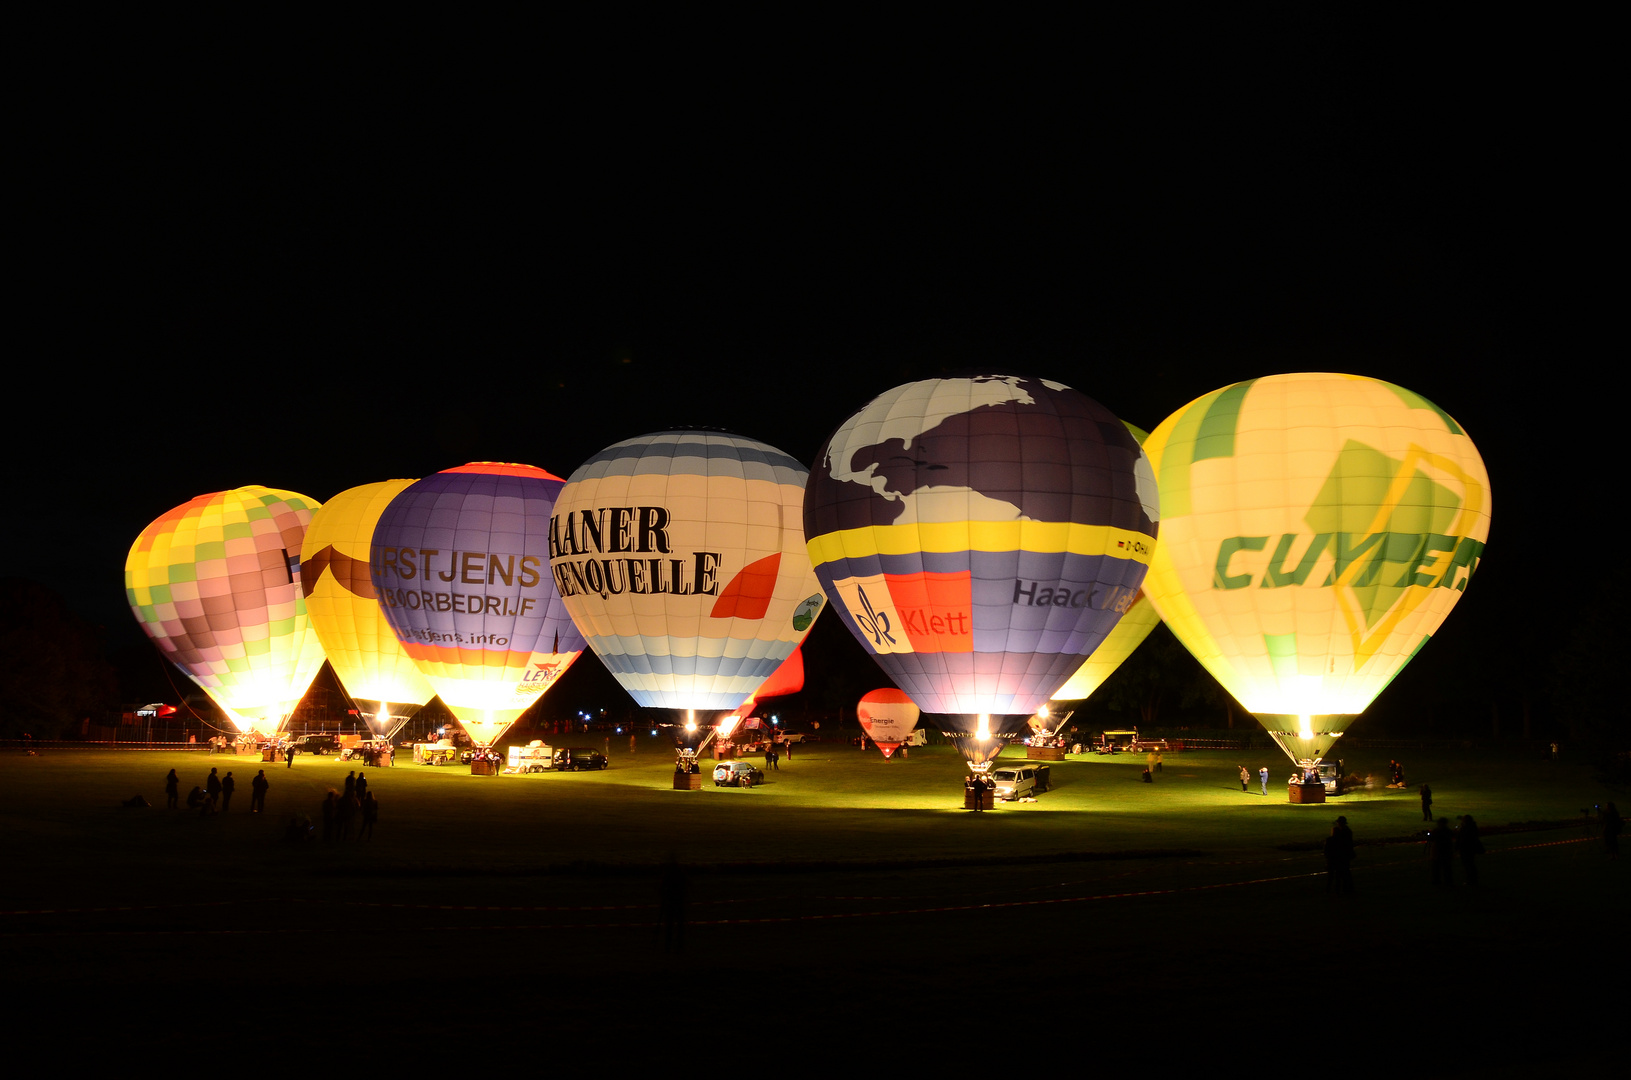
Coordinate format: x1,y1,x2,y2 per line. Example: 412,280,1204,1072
963,787,994,810
1288,782,1326,804
262,748,285,762
673,772,703,791
1026,745,1066,761
470,760,499,776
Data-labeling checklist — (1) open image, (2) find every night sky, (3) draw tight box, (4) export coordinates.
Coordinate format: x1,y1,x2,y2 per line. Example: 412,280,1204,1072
11,30,1612,727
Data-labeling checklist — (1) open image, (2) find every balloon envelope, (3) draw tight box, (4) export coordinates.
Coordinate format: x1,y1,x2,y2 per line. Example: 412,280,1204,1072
1051,423,1163,703
803,375,1160,717
856,688,920,758
370,462,585,746
300,480,435,734
1141,373,1491,763
125,486,327,732
548,430,825,711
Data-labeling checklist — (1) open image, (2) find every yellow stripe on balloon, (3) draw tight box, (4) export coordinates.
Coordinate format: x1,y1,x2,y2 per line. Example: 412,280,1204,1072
807,520,1157,567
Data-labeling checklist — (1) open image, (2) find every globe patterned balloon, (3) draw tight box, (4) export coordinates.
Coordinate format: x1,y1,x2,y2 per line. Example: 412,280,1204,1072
804,375,1159,717
126,486,327,732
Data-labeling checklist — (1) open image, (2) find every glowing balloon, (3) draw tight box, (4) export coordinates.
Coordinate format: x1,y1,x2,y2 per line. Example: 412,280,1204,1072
369,463,585,747
300,480,435,735
715,648,804,741
856,688,920,758
804,375,1160,768
125,486,327,733
548,430,825,712
1050,423,1162,705
1141,373,1491,765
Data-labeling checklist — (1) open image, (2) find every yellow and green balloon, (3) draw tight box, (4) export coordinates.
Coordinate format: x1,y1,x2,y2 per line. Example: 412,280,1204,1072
1141,373,1491,765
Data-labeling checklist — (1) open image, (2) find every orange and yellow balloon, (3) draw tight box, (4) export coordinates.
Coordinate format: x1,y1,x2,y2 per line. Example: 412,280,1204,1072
300,480,435,735
1141,373,1491,765
126,486,327,733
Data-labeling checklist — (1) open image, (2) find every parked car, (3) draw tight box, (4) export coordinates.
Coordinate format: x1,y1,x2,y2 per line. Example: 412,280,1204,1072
990,764,1051,801
713,760,764,787
288,734,342,756
553,747,608,771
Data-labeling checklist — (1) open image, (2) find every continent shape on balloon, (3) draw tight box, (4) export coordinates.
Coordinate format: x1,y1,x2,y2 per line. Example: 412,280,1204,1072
125,486,328,733
548,430,825,713
369,462,585,747
803,375,1160,723
1140,372,1491,765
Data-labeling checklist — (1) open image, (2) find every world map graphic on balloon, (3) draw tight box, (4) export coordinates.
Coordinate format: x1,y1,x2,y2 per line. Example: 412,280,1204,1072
804,375,1159,717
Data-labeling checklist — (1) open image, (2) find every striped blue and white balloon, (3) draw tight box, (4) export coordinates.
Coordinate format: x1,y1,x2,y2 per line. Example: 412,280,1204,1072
548,430,826,711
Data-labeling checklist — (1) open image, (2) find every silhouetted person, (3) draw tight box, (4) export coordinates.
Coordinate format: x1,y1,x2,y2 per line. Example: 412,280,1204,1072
343,771,356,799
1457,815,1484,885
338,791,359,840
186,785,204,810
164,769,180,810
1603,803,1623,858
1239,765,1249,791
250,770,269,813
355,770,368,801
1141,767,1153,783
206,768,221,804
360,792,378,839
1430,817,1455,886
1325,816,1355,894
286,745,296,768
220,772,235,812
1421,783,1433,821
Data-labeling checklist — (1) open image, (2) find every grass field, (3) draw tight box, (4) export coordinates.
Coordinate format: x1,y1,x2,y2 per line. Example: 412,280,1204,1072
2,739,1624,1071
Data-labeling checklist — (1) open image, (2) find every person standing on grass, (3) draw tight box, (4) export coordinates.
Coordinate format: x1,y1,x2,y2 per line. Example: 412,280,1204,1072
206,768,222,804
1259,766,1269,795
1240,765,1250,792
1421,783,1434,821
1430,817,1455,887
250,770,269,813
1325,816,1355,894
165,769,180,809
220,771,235,812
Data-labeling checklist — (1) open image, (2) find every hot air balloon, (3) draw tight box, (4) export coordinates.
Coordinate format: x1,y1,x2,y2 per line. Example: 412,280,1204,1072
1048,423,1163,713
300,480,436,737
369,463,585,748
804,375,1160,775
548,431,826,736
856,688,920,758
716,647,805,743
125,486,327,734
1140,373,1491,773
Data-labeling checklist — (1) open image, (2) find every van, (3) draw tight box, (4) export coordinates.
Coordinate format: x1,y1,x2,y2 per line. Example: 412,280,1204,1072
990,764,1051,801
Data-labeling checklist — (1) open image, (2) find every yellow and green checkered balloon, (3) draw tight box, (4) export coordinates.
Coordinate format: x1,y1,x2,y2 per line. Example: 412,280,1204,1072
126,486,327,733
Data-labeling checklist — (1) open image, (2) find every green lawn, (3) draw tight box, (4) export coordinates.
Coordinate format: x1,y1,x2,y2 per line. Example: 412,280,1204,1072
2,740,1623,1069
